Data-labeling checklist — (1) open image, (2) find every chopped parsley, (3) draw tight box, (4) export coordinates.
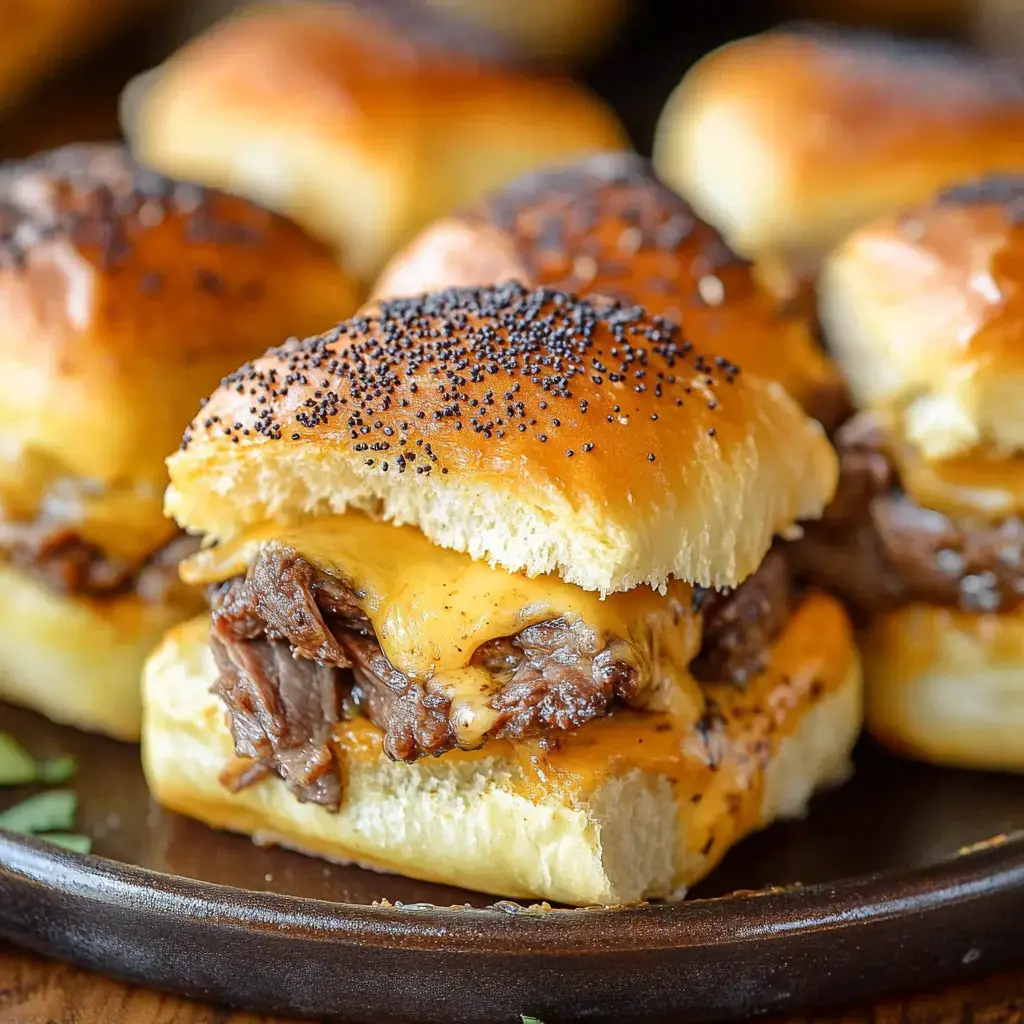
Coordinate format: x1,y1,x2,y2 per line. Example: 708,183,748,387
0,732,37,785
0,733,90,853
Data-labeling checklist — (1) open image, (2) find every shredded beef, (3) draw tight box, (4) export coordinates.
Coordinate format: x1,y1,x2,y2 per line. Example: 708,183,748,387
0,521,133,594
804,379,855,437
475,620,642,739
209,547,647,785
792,412,1024,616
872,494,1024,612
208,544,797,807
344,632,453,763
691,550,793,684
211,635,346,809
0,516,199,599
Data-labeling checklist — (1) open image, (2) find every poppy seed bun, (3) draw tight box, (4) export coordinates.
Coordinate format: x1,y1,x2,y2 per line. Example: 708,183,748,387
0,144,352,738
166,284,838,595
863,603,1024,772
142,598,862,905
0,144,356,492
820,176,1024,462
653,27,1024,298
121,1,628,281
371,153,848,427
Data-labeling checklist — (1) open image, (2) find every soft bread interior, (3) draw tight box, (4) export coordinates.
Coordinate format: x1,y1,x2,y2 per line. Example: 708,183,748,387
820,210,1024,462
142,603,862,906
865,603,1024,772
167,357,838,597
0,564,202,740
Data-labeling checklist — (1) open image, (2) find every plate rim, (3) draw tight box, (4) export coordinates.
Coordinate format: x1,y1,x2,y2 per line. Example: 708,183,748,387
3,825,1024,948
6,828,1024,1022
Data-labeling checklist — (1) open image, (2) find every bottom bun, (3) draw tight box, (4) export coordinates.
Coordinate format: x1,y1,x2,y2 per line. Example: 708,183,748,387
864,603,1024,772
0,565,202,741
142,593,862,906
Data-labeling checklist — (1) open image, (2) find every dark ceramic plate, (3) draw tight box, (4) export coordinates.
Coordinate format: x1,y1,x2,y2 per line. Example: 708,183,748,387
3,704,1024,1023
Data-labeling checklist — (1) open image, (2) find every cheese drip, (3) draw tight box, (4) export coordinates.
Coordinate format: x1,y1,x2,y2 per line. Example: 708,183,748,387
183,513,706,746
892,432,1024,522
857,404,1024,522
327,591,857,887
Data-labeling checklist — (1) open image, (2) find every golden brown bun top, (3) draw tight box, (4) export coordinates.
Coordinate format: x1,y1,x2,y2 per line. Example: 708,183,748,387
654,25,1024,296
776,23,1023,109
169,284,838,594
372,153,847,426
821,175,1024,461
0,144,356,489
679,24,1024,171
122,1,627,279
131,0,616,124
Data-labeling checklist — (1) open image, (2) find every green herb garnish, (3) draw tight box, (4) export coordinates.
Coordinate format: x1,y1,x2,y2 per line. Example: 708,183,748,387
0,736,89,853
0,732,78,786
0,732,37,785
0,790,92,853
37,755,77,784
521,1017,545,1024
0,789,77,833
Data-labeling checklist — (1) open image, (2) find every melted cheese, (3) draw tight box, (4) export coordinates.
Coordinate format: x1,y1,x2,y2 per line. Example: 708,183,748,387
0,442,177,564
893,437,1024,522
183,513,706,748
535,591,854,876
330,591,855,884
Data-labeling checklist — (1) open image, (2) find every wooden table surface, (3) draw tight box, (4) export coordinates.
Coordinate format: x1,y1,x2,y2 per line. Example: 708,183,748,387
2,941,1024,1024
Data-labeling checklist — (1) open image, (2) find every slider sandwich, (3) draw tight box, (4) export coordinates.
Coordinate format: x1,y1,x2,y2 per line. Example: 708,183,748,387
121,0,628,281
0,144,356,739
800,176,1024,772
654,25,1024,300
144,284,861,905
372,152,848,429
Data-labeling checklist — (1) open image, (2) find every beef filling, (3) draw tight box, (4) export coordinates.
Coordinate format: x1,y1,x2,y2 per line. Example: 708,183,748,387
0,516,200,599
209,544,796,810
791,412,1024,616
691,550,792,684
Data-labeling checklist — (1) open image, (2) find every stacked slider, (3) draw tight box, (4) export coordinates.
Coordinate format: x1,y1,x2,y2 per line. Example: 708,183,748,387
121,0,628,281
372,152,848,427
142,284,861,905
800,177,1024,772
0,144,356,739
654,25,1024,300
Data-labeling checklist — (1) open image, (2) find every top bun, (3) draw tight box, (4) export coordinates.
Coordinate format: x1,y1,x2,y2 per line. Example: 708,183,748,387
167,284,837,595
654,26,1024,297
821,175,1024,462
371,152,847,426
0,144,355,491
121,0,628,281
